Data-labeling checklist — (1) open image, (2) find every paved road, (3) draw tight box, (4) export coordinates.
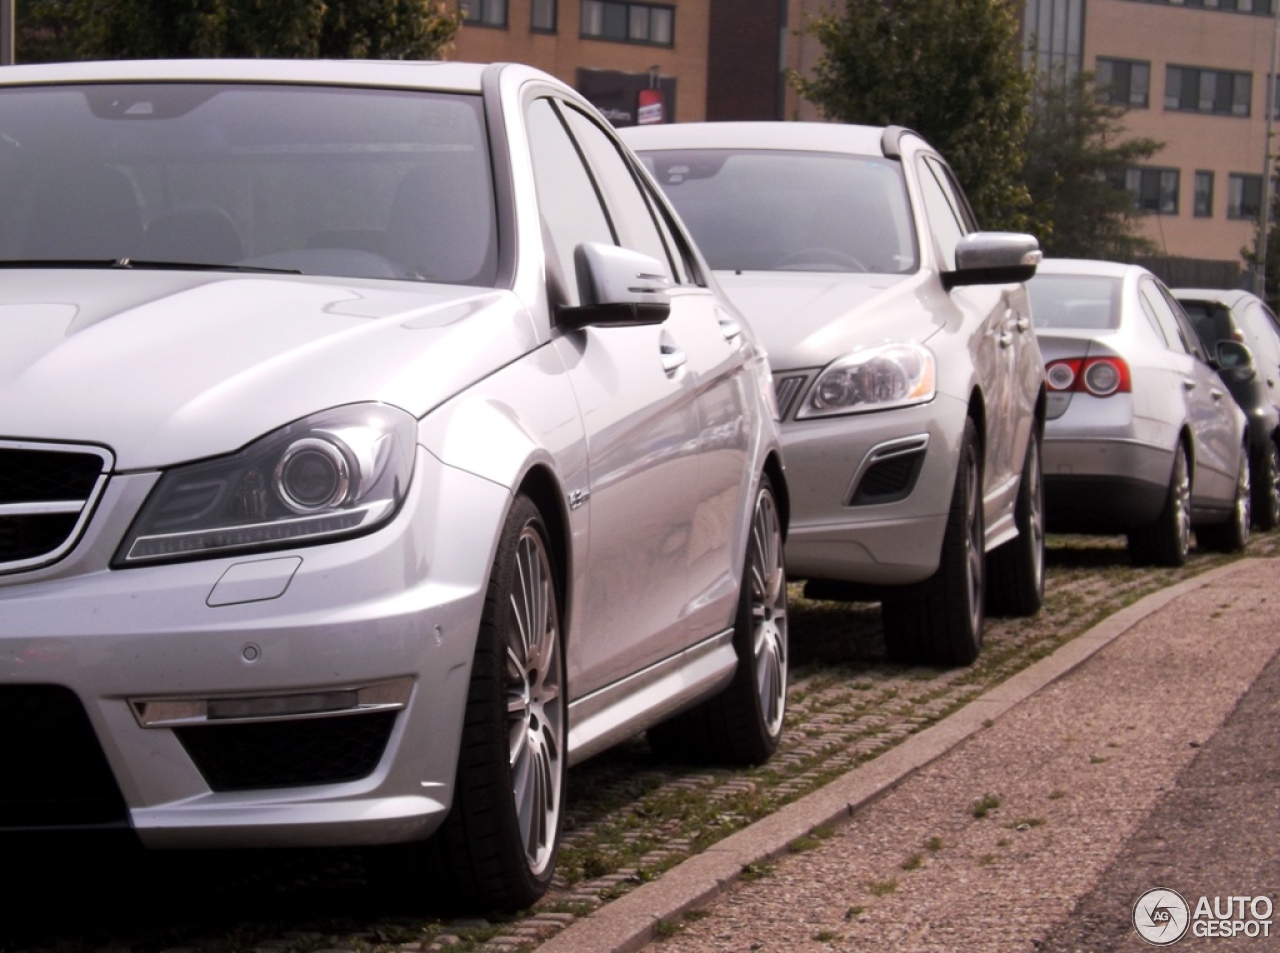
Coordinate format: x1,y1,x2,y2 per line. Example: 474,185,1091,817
545,558,1280,952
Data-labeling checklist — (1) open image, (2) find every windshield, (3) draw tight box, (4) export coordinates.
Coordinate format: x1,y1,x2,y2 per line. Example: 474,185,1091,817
0,83,496,285
638,148,917,274
1027,274,1122,330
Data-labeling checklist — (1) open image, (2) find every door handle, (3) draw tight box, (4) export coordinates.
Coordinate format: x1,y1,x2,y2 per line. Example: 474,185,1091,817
1015,315,1031,332
1183,379,1197,391
718,317,743,341
998,331,1013,348
661,344,687,373
1210,389,1224,401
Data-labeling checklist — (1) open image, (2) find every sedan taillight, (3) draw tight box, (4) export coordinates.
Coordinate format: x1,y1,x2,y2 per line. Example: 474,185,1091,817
1045,357,1131,397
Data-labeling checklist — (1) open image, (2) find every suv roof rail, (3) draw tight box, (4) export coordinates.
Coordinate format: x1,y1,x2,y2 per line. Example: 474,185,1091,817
880,125,917,159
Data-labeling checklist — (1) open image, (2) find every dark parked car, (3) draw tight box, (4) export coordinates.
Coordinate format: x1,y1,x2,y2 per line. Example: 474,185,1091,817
1174,288,1280,530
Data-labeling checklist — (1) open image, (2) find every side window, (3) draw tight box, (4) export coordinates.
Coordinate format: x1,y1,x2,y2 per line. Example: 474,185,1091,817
525,97,614,307
1162,287,1209,362
1139,280,1192,356
559,105,675,278
915,156,966,272
1243,302,1280,369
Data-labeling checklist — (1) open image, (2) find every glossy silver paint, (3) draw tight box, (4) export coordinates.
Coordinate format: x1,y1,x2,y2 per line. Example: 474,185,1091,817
0,60,785,857
1029,259,1247,534
622,122,1044,593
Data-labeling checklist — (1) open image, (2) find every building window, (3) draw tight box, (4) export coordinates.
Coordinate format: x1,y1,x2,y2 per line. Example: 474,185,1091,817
532,0,557,31
1229,173,1264,219
1114,167,1179,214
1165,65,1252,116
1096,57,1150,107
1194,171,1214,217
460,0,507,27
581,1,674,46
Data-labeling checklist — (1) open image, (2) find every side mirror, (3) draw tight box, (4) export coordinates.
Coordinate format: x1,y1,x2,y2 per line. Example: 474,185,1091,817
1215,339,1256,380
559,242,672,330
944,232,1042,291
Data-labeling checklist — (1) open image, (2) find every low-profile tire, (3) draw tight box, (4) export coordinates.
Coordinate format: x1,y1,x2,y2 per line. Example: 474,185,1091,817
882,418,985,667
1128,444,1191,567
378,495,566,914
1250,439,1280,531
647,474,788,766
986,428,1045,618
1197,445,1251,553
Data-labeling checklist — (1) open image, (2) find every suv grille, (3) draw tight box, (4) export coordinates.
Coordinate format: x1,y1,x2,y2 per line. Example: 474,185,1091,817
0,442,112,573
0,685,129,829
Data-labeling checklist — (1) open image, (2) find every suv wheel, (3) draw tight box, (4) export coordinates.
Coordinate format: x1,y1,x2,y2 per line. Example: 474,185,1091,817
883,418,985,666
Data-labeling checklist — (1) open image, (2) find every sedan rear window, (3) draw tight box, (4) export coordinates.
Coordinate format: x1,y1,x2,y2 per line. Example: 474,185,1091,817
0,83,497,285
638,149,917,275
1027,274,1122,330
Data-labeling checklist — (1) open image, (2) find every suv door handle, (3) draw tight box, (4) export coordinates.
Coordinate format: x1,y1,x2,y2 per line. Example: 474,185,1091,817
1183,379,1197,391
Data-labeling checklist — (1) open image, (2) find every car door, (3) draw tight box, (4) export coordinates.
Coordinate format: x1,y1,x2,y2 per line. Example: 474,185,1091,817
525,95,709,697
914,153,1029,539
559,101,758,652
1140,279,1238,504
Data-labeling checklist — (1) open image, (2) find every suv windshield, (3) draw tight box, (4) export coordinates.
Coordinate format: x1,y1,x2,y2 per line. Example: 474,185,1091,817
638,149,917,275
0,83,496,285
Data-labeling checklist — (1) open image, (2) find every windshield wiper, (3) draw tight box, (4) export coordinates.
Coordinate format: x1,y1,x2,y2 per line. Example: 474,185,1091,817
0,258,303,275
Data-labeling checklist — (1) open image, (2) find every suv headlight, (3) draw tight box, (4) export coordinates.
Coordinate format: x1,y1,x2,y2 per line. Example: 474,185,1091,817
797,343,936,419
116,404,416,566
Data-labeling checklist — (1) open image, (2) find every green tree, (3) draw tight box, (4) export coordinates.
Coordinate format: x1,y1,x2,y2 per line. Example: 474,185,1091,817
793,0,1032,230
1021,67,1162,260
1242,186,1280,313
16,0,461,62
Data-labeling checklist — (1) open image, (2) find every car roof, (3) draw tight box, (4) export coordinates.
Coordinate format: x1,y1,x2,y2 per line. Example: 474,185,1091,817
1171,287,1257,308
620,120,910,159
0,58,495,93
1033,258,1147,280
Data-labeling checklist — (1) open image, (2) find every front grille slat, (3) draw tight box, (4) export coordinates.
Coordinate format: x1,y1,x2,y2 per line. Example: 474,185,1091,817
0,442,112,572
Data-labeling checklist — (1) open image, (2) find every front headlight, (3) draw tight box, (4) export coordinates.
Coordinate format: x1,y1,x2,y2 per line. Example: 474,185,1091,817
797,342,936,419
116,404,416,566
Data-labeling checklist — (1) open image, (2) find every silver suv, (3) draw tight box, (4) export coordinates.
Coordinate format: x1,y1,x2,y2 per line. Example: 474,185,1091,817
624,121,1045,666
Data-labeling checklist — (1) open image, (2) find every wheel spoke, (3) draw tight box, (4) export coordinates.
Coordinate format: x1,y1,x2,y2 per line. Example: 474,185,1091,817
500,521,564,876
749,486,787,737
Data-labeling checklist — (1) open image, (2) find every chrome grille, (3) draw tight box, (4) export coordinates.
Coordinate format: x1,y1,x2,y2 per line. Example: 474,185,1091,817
0,441,113,573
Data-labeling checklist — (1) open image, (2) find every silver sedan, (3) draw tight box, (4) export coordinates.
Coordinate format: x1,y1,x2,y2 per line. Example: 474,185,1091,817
0,60,787,911
1028,259,1250,563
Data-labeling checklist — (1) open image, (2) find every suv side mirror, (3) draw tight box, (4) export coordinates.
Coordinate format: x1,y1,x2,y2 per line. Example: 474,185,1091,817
944,232,1042,291
559,242,672,330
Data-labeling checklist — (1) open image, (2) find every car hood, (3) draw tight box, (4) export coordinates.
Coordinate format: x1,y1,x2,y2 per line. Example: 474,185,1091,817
712,270,942,369
0,270,532,469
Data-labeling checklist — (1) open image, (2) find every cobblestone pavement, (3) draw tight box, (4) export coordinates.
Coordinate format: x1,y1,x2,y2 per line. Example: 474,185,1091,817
634,558,1280,952
3,536,1274,953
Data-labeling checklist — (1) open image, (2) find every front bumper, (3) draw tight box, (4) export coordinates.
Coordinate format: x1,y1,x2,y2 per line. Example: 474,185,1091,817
0,446,505,848
780,393,968,586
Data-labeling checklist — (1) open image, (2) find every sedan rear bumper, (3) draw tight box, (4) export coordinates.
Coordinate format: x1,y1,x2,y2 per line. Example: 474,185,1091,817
1042,436,1173,532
